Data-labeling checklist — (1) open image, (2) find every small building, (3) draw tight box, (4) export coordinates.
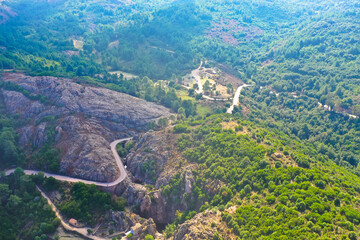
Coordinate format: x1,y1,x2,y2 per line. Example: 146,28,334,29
69,218,78,227
125,223,142,237
125,229,134,237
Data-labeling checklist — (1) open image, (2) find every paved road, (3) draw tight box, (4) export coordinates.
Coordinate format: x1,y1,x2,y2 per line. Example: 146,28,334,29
192,61,203,94
4,138,132,240
190,62,227,101
227,84,252,114
5,138,132,187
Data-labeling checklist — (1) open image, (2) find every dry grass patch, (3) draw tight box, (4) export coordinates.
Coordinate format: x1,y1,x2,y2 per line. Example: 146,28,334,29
221,121,238,131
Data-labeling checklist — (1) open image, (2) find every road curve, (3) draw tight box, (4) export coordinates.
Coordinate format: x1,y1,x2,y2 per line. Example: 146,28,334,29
5,137,132,187
37,185,106,240
192,61,203,94
4,138,131,239
191,62,223,101
227,84,252,114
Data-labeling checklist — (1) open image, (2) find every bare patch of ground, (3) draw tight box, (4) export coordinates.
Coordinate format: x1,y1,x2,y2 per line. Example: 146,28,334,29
150,46,175,54
51,226,87,240
221,121,238,131
0,4,17,24
261,59,274,68
186,64,240,98
72,40,84,51
182,74,196,88
108,40,119,49
88,23,97,33
216,63,243,87
109,70,138,80
269,152,298,168
207,19,263,45
172,209,237,240
63,50,79,57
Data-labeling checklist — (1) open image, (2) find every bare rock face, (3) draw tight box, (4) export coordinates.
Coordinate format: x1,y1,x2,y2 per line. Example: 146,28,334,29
105,210,134,232
100,210,160,239
1,73,172,182
146,190,168,224
172,210,233,240
116,181,171,225
33,122,48,149
56,115,120,182
184,168,194,194
126,131,175,185
121,130,224,227
123,130,194,225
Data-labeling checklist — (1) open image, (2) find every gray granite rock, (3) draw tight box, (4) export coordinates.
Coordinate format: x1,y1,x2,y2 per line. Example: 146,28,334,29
1,73,172,182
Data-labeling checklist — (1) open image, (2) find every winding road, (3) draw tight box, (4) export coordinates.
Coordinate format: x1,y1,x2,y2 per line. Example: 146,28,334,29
37,186,106,240
226,84,252,114
4,138,132,240
190,62,252,107
5,138,132,187
191,62,228,101
192,61,203,95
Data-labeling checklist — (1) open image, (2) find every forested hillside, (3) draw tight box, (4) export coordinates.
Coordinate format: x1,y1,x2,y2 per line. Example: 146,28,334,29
164,115,360,239
1,0,360,239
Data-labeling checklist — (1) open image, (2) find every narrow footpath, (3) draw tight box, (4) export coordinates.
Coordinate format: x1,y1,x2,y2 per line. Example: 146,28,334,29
5,138,132,240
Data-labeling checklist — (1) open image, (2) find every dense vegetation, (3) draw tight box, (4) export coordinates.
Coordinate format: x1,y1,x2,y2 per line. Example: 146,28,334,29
162,115,360,239
1,0,359,118
0,83,61,172
0,90,24,169
0,168,59,240
59,182,127,225
242,87,360,170
1,0,360,238
104,75,197,117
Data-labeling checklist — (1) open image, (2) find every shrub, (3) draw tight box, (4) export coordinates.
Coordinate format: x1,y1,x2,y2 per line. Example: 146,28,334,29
213,232,223,240
311,203,325,214
266,195,276,204
296,201,306,212
279,195,289,205
244,185,252,194
349,232,357,240
334,198,341,207
145,235,154,240
315,180,326,189
173,124,190,133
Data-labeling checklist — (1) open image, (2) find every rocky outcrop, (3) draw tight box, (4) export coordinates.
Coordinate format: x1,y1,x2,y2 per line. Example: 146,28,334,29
105,210,134,232
74,210,161,239
172,210,236,240
126,131,174,185
2,73,171,128
115,180,171,225
184,168,194,194
141,190,169,224
119,130,200,225
1,73,172,182
113,129,226,229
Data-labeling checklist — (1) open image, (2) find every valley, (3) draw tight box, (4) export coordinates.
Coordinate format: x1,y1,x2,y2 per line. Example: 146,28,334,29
1,0,360,240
